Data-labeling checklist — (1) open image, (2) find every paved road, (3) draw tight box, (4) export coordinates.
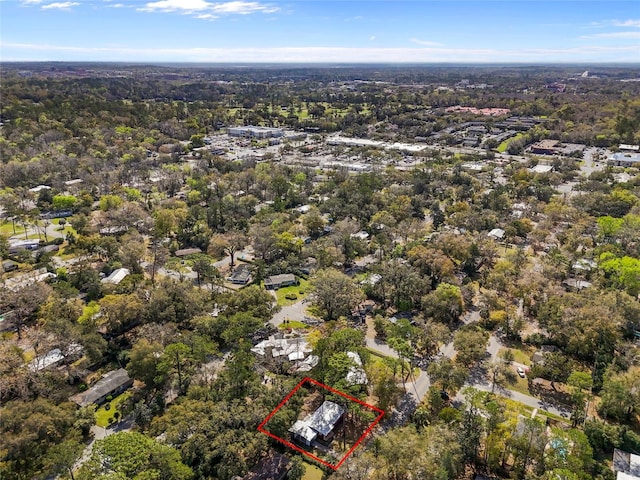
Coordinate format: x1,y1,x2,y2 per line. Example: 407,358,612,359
365,337,399,358
461,382,569,418
366,326,569,424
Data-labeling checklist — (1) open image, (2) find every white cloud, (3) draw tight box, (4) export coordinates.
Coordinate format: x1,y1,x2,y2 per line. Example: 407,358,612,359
107,3,125,7
139,0,278,17
141,0,211,12
369,36,376,41
211,1,278,14
582,31,640,39
612,19,640,28
21,0,45,4
2,42,639,63
410,38,443,47
41,2,79,9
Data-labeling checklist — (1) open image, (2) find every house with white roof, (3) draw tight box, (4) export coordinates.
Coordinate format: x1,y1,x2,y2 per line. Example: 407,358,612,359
289,400,345,447
251,335,312,362
346,351,368,386
101,268,130,285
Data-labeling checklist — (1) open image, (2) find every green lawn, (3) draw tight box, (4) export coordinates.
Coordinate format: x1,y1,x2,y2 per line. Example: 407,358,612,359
274,278,310,306
509,374,532,396
1,221,26,237
51,218,77,237
497,132,524,153
278,320,309,329
95,391,132,428
499,346,532,366
301,461,323,480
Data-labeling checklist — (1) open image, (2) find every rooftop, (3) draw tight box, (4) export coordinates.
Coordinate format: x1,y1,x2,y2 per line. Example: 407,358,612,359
69,368,132,407
251,335,312,359
289,400,345,442
264,274,296,286
610,152,640,163
101,268,130,285
305,400,345,436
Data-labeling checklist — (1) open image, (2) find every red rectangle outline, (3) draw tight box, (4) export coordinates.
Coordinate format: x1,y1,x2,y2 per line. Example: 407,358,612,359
257,377,385,470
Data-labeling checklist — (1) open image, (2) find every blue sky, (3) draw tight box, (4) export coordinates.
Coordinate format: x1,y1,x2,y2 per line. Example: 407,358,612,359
1,0,639,63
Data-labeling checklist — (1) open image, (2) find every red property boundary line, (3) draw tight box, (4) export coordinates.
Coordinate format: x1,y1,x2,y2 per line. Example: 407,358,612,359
257,377,385,470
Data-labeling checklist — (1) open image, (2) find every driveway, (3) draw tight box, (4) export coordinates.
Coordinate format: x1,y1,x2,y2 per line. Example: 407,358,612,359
269,299,312,327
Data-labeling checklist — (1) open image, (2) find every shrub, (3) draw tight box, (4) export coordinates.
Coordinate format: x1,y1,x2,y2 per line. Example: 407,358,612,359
285,293,298,300
106,395,113,402
104,403,111,411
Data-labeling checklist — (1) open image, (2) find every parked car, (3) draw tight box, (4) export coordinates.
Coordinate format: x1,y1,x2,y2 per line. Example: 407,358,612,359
517,366,526,378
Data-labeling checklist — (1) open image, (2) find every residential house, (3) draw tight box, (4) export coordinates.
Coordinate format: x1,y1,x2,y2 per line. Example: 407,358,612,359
175,247,202,257
562,278,592,291
29,344,83,372
69,368,133,407
264,274,297,290
488,228,505,240
346,352,368,386
228,264,252,285
251,335,312,363
289,400,345,447
350,231,370,241
2,259,18,272
101,268,130,285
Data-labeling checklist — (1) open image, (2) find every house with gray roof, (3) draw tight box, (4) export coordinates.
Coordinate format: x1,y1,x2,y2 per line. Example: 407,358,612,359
264,273,297,290
69,368,133,407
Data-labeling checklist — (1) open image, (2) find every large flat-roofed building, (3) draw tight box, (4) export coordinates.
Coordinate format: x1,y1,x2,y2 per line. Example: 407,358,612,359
608,152,640,167
530,139,559,155
228,126,284,139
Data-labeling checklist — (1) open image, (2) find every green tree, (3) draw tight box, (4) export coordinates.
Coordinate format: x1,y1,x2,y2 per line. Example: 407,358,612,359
208,230,248,268
78,431,193,480
567,371,593,427
422,283,464,324
427,357,468,395
598,366,640,421
52,194,78,211
453,327,489,368
44,439,84,480
310,268,365,321
127,339,167,394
